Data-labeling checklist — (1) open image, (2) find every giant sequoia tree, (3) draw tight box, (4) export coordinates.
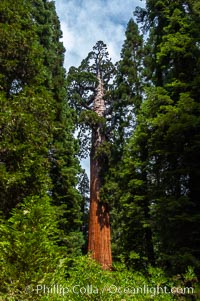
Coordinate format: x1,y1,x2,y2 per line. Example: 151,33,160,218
67,41,116,269
0,0,53,214
0,0,82,248
0,0,82,297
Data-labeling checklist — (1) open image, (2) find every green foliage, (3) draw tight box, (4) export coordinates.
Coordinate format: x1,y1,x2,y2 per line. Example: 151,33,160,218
0,0,83,249
143,88,200,273
116,18,143,115
0,88,54,214
67,41,115,160
1,251,199,300
0,195,67,301
79,110,106,129
0,0,46,95
109,0,200,276
31,0,83,243
0,2,84,298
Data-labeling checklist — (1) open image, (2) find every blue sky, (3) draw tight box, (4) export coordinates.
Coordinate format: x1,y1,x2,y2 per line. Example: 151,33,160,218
54,0,146,174
55,0,145,71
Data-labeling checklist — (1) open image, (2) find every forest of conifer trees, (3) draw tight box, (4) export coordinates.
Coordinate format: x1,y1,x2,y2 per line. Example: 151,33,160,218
0,0,200,300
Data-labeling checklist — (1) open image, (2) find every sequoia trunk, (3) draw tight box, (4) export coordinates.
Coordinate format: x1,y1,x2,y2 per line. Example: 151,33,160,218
88,74,112,270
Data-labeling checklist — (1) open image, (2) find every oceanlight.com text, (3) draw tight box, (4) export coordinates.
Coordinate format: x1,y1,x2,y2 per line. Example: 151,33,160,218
26,284,195,297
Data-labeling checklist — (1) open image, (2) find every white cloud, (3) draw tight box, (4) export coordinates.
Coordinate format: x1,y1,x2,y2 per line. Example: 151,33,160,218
55,0,146,70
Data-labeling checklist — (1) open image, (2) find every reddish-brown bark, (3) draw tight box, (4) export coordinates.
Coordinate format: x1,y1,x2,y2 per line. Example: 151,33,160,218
88,74,112,270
